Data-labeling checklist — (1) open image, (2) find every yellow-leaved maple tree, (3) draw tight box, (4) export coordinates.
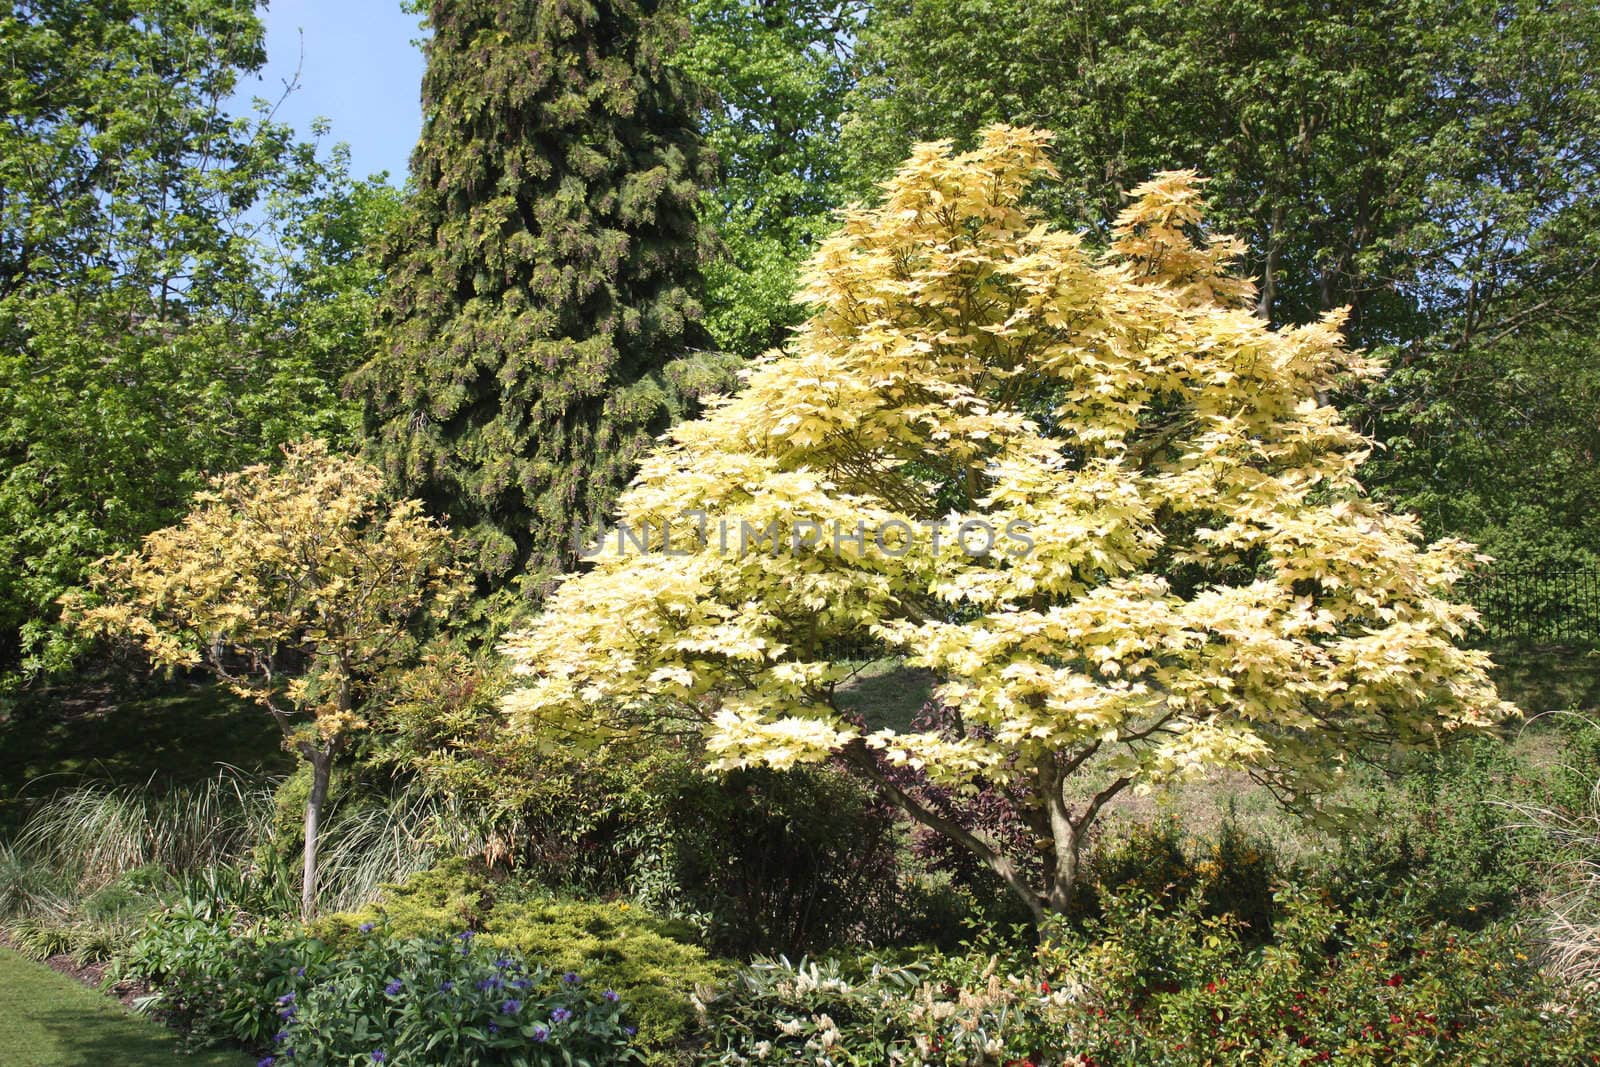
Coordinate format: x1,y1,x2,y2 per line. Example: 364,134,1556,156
66,440,460,919
501,127,1512,922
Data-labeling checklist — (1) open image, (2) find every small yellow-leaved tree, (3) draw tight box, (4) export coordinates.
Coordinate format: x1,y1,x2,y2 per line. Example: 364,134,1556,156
501,127,1512,922
67,440,459,919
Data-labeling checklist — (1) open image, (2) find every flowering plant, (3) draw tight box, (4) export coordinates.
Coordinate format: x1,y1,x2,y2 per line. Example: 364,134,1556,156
265,925,641,1065
694,953,1069,1065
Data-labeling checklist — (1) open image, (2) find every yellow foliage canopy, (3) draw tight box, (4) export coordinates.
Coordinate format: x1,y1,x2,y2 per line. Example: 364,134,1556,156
66,440,460,746
502,126,1510,815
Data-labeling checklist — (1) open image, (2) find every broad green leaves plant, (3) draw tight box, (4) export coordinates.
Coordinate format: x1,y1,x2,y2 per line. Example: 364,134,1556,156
678,0,863,357
0,1,397,686
502,128,1511,922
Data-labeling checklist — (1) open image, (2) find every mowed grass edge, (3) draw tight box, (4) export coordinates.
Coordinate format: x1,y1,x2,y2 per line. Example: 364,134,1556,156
0,947,252,1067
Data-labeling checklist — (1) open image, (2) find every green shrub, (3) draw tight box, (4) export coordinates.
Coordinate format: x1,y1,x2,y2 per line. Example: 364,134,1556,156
694,889,1600,1065
481,897,723,1053
383,656,917,956
375,650,681,897
1084,816,1279,937
116,901,333,1049
1318,734,1569,925
1051,888,1600,1066
316,860,491,937
654,764,911,956
121,900,649,1063
316,859,729,1052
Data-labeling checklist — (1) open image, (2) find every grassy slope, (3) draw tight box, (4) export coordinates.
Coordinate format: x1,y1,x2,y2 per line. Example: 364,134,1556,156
0,676,292,829
1488,644,1600,715
834,658,936,731
0,948,251,1066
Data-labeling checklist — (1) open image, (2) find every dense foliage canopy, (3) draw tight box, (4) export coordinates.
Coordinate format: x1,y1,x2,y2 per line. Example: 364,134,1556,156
358,0,720,603
677,0,862,356
0,0,395,686
502,127,1511,920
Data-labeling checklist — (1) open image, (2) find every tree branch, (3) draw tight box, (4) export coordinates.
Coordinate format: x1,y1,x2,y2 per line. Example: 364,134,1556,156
840,741,1044,924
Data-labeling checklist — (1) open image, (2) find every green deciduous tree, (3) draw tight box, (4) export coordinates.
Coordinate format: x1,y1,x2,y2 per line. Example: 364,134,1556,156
358,0,720,604
842,0,1432,339
843,0,1600,565
66,441,460,920
0,0,397,685
1354,3,1600,564
501,130,1510,923
678,0,862,356
1370,329,1600,570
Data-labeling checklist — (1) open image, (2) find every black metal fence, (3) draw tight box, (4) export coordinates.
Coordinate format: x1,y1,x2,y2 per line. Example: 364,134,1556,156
1460,565,1600,646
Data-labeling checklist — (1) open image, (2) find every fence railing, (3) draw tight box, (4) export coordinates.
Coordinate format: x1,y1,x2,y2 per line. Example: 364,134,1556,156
1459,565,1600,646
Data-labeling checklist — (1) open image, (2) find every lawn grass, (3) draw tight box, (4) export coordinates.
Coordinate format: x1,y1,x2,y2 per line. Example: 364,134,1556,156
1487,643,1600,715
0,947,252,1066
834,658,935,730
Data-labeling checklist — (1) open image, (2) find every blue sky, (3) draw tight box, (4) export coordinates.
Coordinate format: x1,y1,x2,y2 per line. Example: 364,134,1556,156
230,0,428,186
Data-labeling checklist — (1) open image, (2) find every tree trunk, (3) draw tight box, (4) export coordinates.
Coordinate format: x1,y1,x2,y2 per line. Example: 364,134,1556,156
302,748,331,921
839,742,1130,929
838,743,1048,924
1256,203,1284,322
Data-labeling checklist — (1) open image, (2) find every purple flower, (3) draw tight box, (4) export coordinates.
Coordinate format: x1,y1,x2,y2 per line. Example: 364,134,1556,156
487,1023,499,1035
371,1052,386,1064
359,922,376,933
532,1026,549,1042
603,990,620,1002
561,971,581,986
501,999,521,1014
511,978,532,990
278,1006,296,1019
456,930,475,940
494,957,513,969
439,980,454,992
551,1007,572,1024
624,1025,637,1037
276,992,296,1005
293,967,306,977
385,980,403,995
274,1030,289,1044
476,976,501,991
257,1059,275,1067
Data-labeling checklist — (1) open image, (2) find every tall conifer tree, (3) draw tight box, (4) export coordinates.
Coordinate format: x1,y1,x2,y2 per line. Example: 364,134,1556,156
359,0,714,600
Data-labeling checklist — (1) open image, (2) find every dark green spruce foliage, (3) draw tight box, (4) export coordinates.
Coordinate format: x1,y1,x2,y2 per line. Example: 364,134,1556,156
361,0,715,599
